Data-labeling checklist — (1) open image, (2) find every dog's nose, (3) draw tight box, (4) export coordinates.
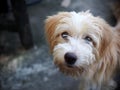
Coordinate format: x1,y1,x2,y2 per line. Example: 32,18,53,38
64,52,77,65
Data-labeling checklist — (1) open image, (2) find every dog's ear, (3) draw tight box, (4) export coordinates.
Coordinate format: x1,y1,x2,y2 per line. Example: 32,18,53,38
45,14,61,52
94,18,118,81
45,12,70,52
97,19,113,57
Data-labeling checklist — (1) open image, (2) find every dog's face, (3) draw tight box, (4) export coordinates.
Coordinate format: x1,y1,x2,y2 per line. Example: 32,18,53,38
45,11,112,76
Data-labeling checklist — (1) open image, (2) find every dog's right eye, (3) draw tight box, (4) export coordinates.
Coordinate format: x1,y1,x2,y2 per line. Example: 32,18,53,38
61,32,69,39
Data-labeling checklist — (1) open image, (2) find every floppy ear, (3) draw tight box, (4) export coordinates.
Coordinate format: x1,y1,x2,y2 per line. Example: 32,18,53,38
93,17,113,57
45,14,61,52
99,23,113,57
45,12,70,52
92,18,118,82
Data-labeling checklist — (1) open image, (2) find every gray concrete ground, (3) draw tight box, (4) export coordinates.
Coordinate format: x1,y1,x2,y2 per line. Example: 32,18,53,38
0,0,117,90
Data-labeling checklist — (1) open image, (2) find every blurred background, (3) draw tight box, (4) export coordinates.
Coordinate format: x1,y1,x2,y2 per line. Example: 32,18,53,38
0,0,119,90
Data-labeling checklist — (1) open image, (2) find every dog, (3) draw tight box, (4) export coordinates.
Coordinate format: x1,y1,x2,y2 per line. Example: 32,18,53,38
45,10,120,90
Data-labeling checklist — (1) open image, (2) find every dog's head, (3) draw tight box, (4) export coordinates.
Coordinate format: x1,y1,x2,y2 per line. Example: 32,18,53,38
45,11,113,76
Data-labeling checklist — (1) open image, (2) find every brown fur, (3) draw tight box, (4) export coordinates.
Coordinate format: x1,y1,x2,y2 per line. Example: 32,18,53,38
45,9,120,89
45,12,71,52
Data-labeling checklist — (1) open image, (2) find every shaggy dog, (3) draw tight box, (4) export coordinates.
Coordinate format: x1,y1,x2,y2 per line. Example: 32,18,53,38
45,10,120,90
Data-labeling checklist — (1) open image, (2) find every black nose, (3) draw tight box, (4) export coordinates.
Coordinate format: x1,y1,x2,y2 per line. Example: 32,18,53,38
64,52,77,65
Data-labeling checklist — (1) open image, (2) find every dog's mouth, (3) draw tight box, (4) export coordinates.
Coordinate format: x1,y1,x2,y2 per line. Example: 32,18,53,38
55,61,84,77
66,64,75,68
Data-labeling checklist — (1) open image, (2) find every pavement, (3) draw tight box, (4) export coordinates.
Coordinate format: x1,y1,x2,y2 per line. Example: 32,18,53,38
0,0,117,90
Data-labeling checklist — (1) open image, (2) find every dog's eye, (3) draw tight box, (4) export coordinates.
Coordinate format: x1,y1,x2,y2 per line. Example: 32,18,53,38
84,36,92,42
61,32,69,39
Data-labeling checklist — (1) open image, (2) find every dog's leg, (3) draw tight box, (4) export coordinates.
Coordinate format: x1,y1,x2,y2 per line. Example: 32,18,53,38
79,81,90,90
79,80,99,90
79,79,116,90
101,80,116,90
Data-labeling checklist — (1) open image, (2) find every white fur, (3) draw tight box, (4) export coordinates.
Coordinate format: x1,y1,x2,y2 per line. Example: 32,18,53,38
54,37,95,67
45,11,119,90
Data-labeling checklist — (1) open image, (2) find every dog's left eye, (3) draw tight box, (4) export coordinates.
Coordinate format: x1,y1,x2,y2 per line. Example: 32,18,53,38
61,32,69,39
84,36,93,42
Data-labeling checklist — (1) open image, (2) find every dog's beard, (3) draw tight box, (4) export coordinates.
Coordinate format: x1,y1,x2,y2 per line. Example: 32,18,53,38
54,60,84,77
